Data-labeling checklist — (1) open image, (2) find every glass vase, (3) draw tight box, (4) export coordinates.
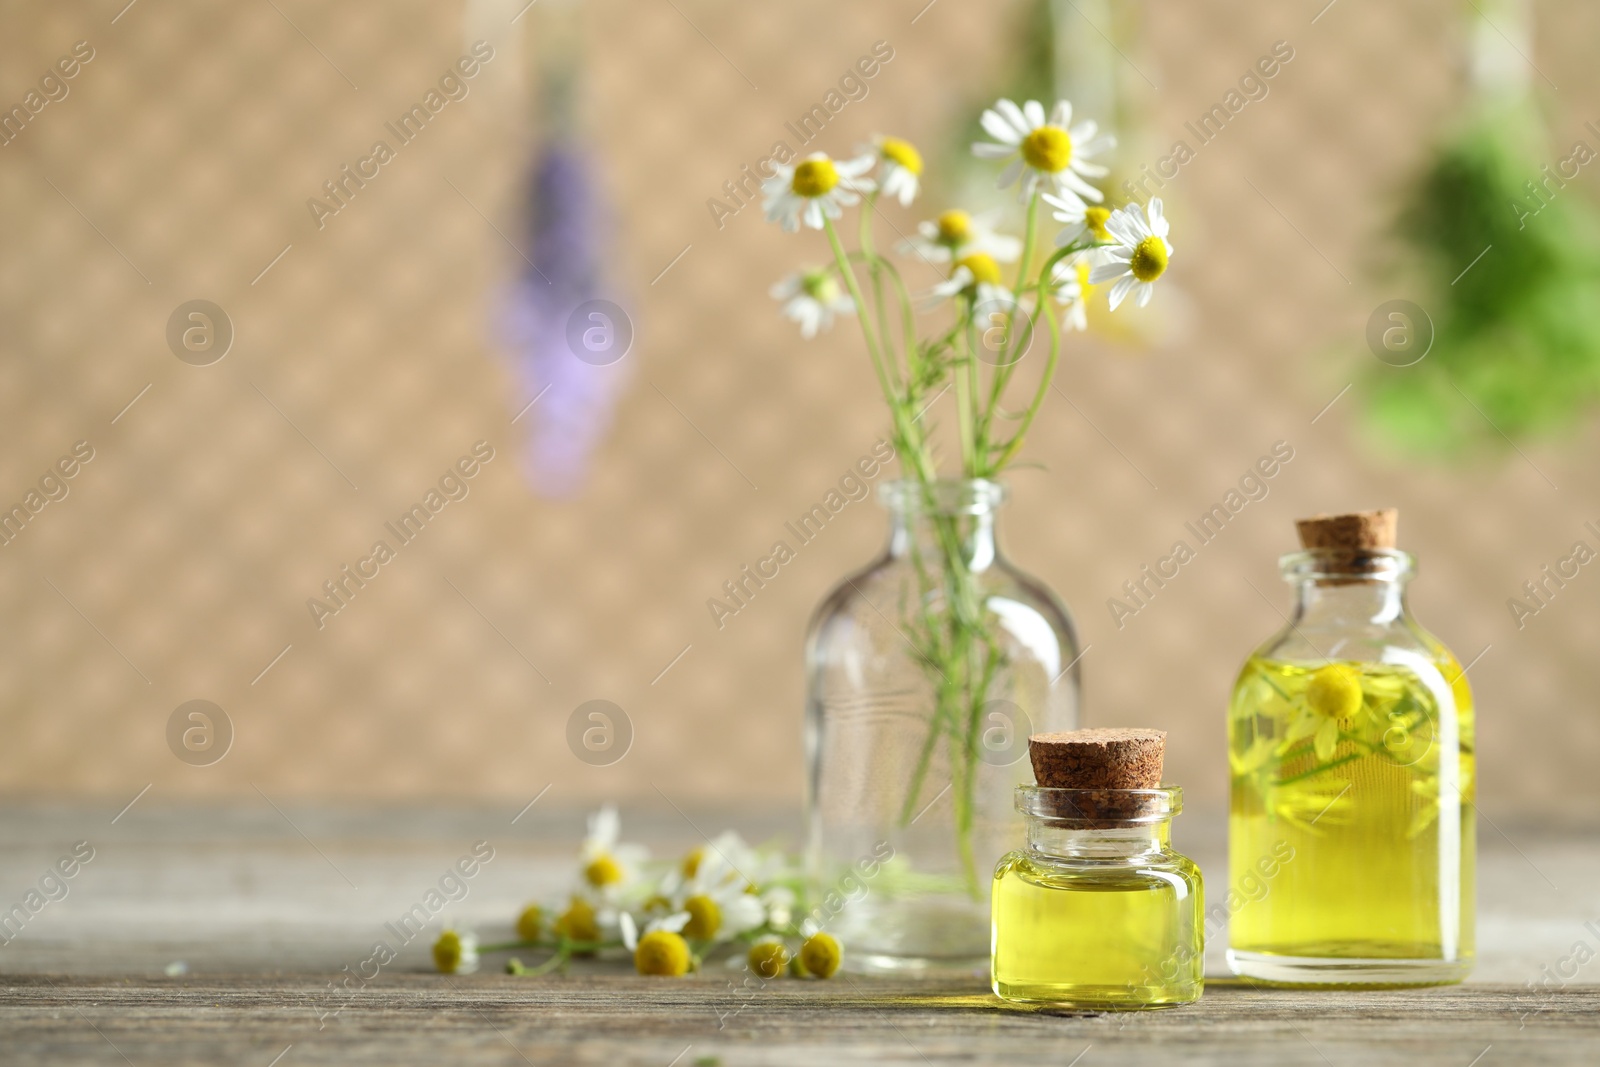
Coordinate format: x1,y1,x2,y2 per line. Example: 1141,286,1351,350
803,479,1080,972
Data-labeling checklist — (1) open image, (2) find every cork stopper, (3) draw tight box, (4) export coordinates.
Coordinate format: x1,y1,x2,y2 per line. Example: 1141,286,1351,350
1029,728,1165,789
1295,509,1398,551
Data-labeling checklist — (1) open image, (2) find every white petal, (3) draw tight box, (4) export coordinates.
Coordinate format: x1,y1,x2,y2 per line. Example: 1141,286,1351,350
1060,170,1104,202
769,276,798,299
589,806,620,849
979,109,1021,145
1075,131,1116,157
619,912,638,950
995,157,1024,189
1022,99,1046,129
1090,260,1130,285
722,896,766,936
1135,281,1155,307
1104,209,1143,243
981,233,1023,261
971,141,1016,160
1148,198,1169,237
994,98,1031,136
1046,188,1088,217
1050,100,1071,127
1107,274,1136,310
1070,160,1110,179
1040,190,1084,220
835,154,876,176
655,911,691,935
1054,222,1088,247
801,200,824,230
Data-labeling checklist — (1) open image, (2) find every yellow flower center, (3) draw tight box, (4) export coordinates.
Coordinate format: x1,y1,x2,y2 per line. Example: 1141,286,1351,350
801,270,841,304
936,210,972,246
791,158,839,198
682,894,721,940
748,941,789,979
635,930,691,977
954,253,1002,289
1073,260,1094,302
584,853,624,887
515,905,543,943
799,932,842,979
555,899,600,943
1130,236,1168,283
643,893,672,912
681,847,704,879
1020,125,1072,173
1306,664,1364,720
879,137,923,174
1085,205,1112,241
431,931,464,973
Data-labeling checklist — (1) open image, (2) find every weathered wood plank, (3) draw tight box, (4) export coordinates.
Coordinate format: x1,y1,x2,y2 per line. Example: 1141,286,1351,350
2,806,1597,1062
0,975,1595,1066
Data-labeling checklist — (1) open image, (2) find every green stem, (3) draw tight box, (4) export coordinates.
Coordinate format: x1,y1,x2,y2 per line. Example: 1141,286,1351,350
988,297,1061,471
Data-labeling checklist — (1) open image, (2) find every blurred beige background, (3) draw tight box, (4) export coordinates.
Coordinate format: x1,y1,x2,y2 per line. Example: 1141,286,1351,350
1,0,1597,819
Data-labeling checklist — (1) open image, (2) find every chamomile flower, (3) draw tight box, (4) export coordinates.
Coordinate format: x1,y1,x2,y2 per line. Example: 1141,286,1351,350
870,135,923,206
619,911,693,977
665,848,765,943
515,904,543,942
1048,256,1096,333
747,937,789,978
972,98,1113,206
899,209,1022,265
578,806,649,894
431,929,479,975
763,152,876,232
923,252,1015,311
1089,199,1174,310
797,919,843,979
771,269,855,339
1042,192,1114,252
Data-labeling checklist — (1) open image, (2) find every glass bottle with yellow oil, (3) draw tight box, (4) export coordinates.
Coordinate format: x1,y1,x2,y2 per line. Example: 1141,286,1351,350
1228,509,1474,985
992,729,1203,1008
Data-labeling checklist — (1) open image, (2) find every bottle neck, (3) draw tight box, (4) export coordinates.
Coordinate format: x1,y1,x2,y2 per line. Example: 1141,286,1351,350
1026,819,1172,860
879,479,1006,571
1289,575,1409,627
887,509,999,570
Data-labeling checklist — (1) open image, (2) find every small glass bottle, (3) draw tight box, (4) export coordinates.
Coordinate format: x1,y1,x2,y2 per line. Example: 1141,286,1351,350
992,730,1204,1008
1227,510,1475,985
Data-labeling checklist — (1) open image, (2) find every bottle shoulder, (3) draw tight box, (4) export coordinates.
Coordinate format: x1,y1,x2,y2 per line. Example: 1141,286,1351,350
806,552,1078,647
1245,614,1465,677
996,847,1203,889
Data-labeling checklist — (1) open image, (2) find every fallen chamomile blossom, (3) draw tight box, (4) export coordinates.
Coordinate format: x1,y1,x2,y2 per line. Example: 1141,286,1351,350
427,808,843,979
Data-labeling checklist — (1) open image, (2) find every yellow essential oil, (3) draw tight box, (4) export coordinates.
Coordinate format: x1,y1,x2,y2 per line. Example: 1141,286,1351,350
1228,527,1475,986
992,778,1203,1009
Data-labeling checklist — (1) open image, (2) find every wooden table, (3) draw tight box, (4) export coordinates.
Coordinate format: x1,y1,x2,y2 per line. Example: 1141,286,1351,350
2,804,1596,1065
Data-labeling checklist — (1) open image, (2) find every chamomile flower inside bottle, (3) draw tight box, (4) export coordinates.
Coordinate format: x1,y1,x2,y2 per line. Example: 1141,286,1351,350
992,729,1203,1008
1227,509,1475,985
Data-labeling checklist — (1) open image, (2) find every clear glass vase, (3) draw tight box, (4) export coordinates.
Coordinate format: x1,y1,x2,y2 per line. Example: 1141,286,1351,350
803,479,1080,972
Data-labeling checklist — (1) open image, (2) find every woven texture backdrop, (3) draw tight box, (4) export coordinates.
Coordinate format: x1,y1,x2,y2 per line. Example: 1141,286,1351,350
1,0,1597,816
